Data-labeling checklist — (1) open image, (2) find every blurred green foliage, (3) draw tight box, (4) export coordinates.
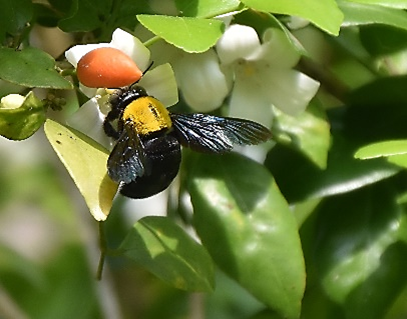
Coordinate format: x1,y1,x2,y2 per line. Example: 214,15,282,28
2,0,407,319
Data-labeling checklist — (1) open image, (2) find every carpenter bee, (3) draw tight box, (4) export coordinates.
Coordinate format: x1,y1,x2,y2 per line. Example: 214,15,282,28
103,84,272,199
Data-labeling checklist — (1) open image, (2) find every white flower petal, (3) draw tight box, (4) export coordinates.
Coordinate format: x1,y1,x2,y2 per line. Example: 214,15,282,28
110,28,151,71
216,24,261,65
259,67,320,116
79,84,98,98
173,50,229,112
65,43,111,67
247,28,300,67
138,63,178,107
229,72,273,127
66,99,111,148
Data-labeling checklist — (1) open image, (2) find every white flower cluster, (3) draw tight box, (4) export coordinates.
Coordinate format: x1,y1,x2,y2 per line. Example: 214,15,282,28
65,25,319,144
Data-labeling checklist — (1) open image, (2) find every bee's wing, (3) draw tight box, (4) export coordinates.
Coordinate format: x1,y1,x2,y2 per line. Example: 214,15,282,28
107,123,149,184
170,113,272,153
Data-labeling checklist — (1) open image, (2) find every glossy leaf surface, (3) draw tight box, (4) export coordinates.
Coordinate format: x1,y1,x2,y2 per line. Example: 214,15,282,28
314,183,407,319
272,104,330,169
188,152,305,319
120,216,215,292
266,135,400,203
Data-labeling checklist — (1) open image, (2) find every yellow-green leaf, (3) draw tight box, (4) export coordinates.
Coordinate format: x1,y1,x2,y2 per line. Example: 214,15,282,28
355,140,407,159
241,0,343,36
44,119,118,221
137,15,225,53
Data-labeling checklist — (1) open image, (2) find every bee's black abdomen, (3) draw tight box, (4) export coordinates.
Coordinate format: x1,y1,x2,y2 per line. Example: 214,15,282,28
119,134,181,199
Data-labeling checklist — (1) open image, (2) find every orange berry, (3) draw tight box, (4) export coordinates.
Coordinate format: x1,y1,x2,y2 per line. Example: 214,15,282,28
77,47,143,88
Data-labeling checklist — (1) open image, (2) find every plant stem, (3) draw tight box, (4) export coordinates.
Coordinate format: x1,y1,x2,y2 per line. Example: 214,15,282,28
143,35,162,47
96,221,107,280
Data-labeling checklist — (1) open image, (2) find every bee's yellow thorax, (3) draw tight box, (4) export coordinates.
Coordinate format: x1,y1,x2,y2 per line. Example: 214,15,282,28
122,96,172,135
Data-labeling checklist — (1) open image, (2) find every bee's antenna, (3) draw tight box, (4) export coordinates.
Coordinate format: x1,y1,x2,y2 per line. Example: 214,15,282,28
128,61,154,87
143,61,154,75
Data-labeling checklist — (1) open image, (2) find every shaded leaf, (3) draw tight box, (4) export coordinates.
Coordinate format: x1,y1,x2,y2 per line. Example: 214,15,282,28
44,119,117,221
360,25,407,56
0,92,45,140
0,0,33,42
266,134,400,203
120,216,215,292
272,104,330,169
348,75,407,108
314,183,407,319
58,0,112,32
188,152,305,319
33,3,60,28
137,15,225,53
0,47,73,89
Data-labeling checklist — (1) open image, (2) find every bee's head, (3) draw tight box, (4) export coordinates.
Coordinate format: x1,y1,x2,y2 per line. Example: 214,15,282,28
109,61,154,109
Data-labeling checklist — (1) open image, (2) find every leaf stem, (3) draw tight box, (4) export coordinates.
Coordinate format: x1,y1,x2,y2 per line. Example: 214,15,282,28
97,221,107,280
143,35,162,48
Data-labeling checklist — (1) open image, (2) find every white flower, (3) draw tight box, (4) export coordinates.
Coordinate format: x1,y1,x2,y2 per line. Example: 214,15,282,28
64,28,178,147
216,24,320,127
172,49,230,112
146,38,230,113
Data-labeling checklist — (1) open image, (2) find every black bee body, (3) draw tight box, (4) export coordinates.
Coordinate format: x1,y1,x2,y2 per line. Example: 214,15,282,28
104,84,271,199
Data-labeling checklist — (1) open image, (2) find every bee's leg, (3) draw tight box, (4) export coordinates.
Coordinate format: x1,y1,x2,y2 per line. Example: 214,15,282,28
103,109,121,139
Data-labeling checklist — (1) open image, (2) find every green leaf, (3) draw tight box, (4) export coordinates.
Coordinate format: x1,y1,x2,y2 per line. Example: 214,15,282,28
272,104,330,169
44,119,118,221
346,0,407,9
120,216,215,292
387,154,407,169
116,0,152,30
175,0,242,18
348,75,407,107
359,25,407,56
188,153,305,319
0,47,73,89
314,183,407,319
0,92,46,140
33,3,60,28
339,1,407,30
137,15,225,53
58,0,112,32
266,134,400,203
344,77,407,142
355,140,407,159
240,0,343,36
0,0,33,42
